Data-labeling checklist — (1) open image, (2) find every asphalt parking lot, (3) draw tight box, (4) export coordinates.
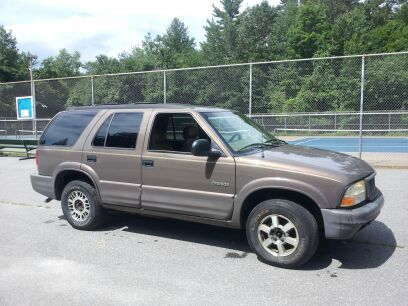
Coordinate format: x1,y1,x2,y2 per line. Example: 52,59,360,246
0,157,407,305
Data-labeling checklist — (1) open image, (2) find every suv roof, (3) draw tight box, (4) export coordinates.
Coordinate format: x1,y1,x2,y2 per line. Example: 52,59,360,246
67,103,228,112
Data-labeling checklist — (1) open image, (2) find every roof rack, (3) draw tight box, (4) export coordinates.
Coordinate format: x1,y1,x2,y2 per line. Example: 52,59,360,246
68,103,188,110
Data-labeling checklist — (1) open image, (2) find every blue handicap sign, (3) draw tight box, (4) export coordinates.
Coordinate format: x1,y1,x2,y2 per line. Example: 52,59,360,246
16,96,33,120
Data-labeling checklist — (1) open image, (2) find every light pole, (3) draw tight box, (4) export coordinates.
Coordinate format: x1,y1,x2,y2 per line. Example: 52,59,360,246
27,53,37,139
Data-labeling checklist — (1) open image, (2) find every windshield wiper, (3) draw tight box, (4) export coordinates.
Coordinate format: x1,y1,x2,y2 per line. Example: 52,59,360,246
237,138,286,152
265,138,287,145
237,142,278,152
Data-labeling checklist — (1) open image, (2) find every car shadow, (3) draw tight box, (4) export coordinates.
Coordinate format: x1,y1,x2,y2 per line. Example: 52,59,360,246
95,214,397,270
304,220,398,270
99,213,251,253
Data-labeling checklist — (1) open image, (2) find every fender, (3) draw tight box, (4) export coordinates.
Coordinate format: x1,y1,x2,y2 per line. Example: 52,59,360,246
52,161,81,183
230,177,329,227
78,163,101,189
52,162,100,198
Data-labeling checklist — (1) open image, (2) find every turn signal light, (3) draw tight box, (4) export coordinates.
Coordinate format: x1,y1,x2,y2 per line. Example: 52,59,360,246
340,197,356,207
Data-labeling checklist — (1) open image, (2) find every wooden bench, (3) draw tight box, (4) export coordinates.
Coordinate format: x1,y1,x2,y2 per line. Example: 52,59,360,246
0,139,38,160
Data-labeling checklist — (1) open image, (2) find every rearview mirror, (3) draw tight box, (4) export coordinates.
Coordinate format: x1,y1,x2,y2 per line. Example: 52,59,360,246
191,139,221,158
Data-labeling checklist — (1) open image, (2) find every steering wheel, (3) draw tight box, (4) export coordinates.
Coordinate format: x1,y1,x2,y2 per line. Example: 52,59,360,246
229,132,242,143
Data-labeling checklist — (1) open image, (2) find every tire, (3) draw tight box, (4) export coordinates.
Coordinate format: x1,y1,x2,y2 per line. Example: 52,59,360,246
246,199,319,269
61,180,106,230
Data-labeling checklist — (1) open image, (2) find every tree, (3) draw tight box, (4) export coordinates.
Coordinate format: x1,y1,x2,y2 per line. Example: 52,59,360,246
141,18,199,69
265,1,298,60
332,7,368,55
0,26,20,82
35,49,82,79
118,47,157,72
236,1,278,62
84,55,121,75
162,18,196,53
287,3,332,58
31,49,83,117
363,0,400,27
319,0,361,23
202,0,243,64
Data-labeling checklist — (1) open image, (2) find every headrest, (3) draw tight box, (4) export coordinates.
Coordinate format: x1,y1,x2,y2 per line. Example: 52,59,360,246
183,125,198,139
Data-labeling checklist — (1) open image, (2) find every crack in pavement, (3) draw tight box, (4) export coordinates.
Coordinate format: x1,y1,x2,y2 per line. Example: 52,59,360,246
0,200,54,209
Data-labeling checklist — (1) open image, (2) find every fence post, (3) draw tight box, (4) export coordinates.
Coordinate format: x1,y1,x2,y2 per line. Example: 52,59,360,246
32,81,37,139
358,56,365,159
163,71,167,104
249,63,252,117
29,58,37,139
388,113,391,132
91,76,95,106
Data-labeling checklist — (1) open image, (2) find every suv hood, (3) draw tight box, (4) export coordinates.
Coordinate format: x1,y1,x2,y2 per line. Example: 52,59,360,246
237,144,374,184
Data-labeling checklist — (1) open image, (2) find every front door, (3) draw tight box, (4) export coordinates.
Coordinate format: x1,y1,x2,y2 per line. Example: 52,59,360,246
141,111,235,220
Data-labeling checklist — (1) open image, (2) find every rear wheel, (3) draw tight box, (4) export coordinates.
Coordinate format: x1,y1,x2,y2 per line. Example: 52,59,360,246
61,180,106,230
246,199,319,268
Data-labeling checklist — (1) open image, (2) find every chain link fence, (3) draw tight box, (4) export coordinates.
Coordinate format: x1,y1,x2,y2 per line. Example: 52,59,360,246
1,52,407,165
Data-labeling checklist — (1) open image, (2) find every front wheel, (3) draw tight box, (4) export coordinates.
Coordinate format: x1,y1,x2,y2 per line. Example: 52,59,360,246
246,199,319,268
61,180,106,230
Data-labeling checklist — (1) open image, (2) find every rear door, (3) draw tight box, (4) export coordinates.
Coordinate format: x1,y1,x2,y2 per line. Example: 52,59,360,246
141,111,236,220
82,109,149,207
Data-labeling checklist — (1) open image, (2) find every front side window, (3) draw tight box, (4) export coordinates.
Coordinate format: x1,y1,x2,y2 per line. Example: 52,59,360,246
92,112,143,149
40,110,97,146
148,113,214,153
201,111,284,153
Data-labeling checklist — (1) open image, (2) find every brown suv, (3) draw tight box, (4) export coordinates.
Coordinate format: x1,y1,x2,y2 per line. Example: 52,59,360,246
31,104,384,268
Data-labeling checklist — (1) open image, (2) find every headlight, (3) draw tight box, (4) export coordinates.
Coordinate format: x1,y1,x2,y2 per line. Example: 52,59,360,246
340,180,366,207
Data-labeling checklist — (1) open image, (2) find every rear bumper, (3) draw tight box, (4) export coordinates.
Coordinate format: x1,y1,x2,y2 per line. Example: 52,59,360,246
321,192,384,239
30,174,55,199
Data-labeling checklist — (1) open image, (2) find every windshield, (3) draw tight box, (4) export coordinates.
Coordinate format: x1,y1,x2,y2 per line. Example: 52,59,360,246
201,111,283,153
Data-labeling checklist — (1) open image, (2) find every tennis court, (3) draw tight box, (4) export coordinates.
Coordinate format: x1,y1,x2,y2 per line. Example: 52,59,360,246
0,135,39,141
288,137,408,153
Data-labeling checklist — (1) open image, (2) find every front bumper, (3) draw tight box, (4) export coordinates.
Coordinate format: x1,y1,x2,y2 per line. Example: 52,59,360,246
321,192,384,239
30,173,55,199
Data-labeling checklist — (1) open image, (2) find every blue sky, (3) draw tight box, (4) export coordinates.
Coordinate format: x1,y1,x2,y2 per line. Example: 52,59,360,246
0,0,281,62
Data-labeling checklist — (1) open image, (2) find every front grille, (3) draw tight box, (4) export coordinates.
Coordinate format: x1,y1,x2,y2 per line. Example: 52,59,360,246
366,177,378,200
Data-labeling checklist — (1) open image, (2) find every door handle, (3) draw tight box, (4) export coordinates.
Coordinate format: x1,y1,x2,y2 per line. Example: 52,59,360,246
87,155,97,162
142,159,154,167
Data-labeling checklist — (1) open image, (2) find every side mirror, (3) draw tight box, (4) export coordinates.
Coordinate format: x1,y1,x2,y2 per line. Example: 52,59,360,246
191,139,221,158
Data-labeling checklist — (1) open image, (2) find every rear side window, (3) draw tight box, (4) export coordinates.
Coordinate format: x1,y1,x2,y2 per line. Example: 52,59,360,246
40,111,97,146
92,114,113,147
93,112,143,149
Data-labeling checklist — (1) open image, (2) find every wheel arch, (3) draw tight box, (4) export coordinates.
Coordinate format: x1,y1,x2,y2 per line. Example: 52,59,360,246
54,169,98,200
239,188,324,233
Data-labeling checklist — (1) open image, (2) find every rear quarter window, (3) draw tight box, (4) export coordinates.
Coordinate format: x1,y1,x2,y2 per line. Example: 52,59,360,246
39,111,97,146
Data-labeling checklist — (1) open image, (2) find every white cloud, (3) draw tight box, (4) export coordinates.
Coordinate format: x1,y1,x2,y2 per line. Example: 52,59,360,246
0,0,281,61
